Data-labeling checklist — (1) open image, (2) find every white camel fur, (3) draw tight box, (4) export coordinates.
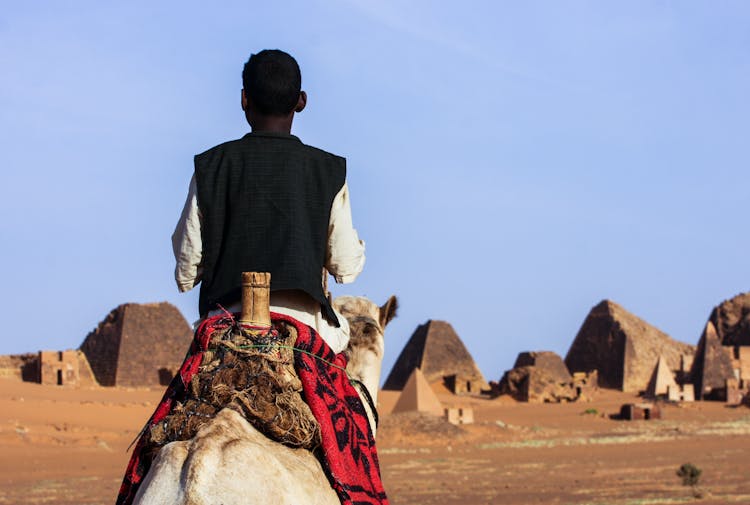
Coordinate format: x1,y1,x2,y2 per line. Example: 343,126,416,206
132,295,397,505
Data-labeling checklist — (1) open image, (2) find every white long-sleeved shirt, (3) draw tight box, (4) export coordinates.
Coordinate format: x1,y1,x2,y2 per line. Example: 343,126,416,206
172,175,366,353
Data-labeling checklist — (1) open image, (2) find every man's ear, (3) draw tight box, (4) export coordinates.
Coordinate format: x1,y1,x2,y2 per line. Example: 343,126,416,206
295,90,307,113
241,89,248,111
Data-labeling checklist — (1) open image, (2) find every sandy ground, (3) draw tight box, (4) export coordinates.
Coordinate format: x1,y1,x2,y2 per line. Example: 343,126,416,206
1,378,749,505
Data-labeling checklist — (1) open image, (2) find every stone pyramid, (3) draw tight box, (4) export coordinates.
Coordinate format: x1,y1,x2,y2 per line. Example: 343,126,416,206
565,300,694,393
689,321,735,400
79,302,193,387
391,368,444,416
645,355,678,398
382,320,487,392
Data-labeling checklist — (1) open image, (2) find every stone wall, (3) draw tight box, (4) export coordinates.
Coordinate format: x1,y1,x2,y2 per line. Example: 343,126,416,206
39,350,80,386
80,307,124,386
0,353,38,381
736,346,750,384
0,351,97,387
443,374,485,394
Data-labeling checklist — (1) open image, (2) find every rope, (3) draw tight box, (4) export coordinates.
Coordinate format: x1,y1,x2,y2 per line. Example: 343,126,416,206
233,343,379,427
235,344,346,372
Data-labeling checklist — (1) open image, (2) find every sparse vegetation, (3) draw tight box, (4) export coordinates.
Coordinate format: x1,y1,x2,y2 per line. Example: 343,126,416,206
676,463,703,498
582,408,599,415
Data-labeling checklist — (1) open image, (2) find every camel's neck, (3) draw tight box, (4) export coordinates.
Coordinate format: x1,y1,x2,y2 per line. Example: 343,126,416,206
346,348,383,436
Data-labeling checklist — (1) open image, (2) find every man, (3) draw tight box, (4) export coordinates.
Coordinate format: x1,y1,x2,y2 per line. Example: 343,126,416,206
172,49,365,353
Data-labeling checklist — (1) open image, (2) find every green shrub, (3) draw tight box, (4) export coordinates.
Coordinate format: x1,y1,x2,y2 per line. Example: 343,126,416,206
676,463,701,487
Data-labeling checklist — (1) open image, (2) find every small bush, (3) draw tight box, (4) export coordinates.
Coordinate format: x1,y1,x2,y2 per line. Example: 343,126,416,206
677,463,701,487
677,463,703,498
582,408,599,415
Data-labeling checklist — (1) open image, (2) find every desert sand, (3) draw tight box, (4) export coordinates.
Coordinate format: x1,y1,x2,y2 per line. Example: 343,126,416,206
1,378,749,505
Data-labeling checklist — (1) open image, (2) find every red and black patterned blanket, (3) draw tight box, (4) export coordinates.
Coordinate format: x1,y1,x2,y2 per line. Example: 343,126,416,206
116,312,388,505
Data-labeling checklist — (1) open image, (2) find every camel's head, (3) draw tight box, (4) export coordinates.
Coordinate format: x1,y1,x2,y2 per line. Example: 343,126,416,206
333,295,398,409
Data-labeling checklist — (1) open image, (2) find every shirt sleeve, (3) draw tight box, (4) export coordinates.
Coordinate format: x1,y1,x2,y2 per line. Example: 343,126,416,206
326,182,366,284
171,175,204,292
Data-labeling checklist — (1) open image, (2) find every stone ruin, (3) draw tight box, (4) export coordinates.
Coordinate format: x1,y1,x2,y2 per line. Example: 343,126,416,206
690,292,750,402
493,351,592,403
38,350,97,386
383,319,488,394
565,300,694,393
572,370,599,399
645,355,694,402
0,350,95,386
444,407,474,425
618,402,662,421
0,302,193,388
0,353,43,382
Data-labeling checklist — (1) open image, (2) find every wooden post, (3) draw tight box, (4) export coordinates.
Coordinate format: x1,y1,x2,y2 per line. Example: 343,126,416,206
239,272,271,329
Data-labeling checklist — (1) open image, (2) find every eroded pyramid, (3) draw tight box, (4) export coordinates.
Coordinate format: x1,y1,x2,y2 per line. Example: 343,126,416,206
708,292,750,346
689,321,735,400
565,300,694,393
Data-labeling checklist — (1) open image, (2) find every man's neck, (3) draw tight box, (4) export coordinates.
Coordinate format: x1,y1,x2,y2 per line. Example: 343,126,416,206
250,115,294,134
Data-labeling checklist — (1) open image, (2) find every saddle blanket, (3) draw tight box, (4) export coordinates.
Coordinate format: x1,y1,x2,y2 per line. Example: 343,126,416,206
116,311,388,505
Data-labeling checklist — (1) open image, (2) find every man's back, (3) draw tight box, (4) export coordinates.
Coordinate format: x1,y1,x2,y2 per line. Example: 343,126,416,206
172,48,365,353
194,131,346,320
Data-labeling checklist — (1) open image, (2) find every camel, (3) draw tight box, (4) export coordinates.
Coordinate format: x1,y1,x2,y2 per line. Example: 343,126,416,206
131,294,397,505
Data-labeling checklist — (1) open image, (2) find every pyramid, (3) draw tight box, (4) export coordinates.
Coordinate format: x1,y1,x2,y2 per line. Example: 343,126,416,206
565,300,694,393
79,302,193,387
689,321,735,400
391,368,444,416
645,355,678,398
383,320,487,392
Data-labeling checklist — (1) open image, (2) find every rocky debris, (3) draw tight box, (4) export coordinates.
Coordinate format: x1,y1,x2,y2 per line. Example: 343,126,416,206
515,352,572,380
378,411,466,442
565,300,694,393
708,292,750,346
496,351,577,403
572,370,599,400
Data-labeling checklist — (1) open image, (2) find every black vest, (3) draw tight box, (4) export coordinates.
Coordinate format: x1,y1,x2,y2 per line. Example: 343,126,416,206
194,132,346,324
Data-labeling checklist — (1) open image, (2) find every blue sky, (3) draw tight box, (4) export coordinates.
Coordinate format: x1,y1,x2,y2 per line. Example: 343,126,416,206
1,1,748,380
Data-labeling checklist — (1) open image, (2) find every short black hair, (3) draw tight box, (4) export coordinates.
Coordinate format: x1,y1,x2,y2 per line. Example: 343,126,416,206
242,49,301,116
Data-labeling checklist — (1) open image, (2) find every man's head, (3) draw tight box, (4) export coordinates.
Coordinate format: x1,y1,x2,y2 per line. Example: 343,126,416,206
241,49,306,131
